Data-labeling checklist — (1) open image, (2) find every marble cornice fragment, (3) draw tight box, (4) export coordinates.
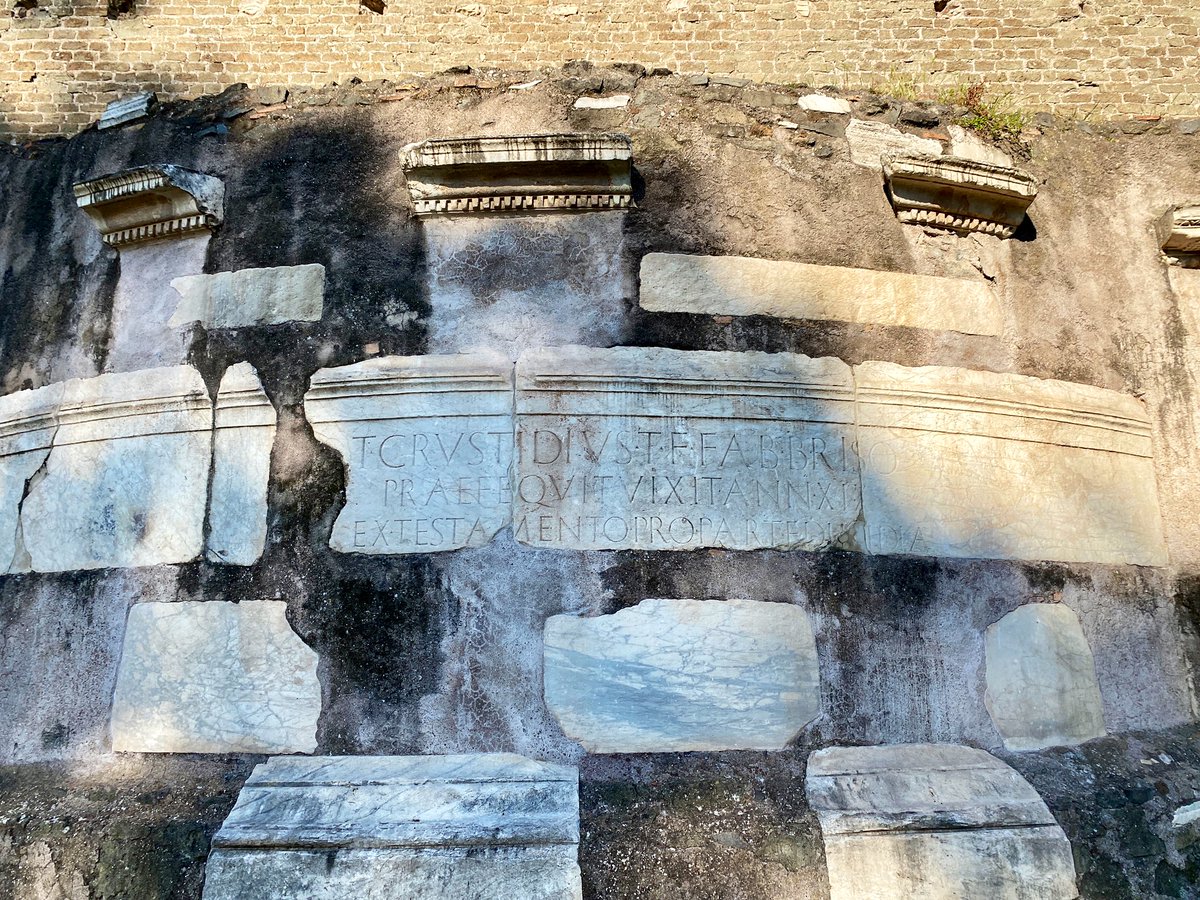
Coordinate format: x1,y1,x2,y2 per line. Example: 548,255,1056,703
401,133,633,216
73,164,224,247
882,153,1038,238
1160,203,1200,267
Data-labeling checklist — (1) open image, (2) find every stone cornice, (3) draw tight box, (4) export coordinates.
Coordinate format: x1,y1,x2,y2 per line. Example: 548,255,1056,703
401,133,634,216
882,154,1038,238
73,165,224,247
1160,203,1200,268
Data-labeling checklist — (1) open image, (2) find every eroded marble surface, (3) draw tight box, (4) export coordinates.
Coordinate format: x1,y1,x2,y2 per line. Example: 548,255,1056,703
985,603,1106,751
110,600,320,754
846,119,942,169
170,263,325,328
544,598,820,752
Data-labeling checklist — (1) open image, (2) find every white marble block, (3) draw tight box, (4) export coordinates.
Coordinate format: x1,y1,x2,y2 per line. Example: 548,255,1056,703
854,362,1168,566
203,754,582,900
985,604,1106,751
544,598,820,752
304,354,514,554
170,263,326,328
206,363,276,565
111,600,320,754
514,346,860,551
639,252,1002,335
807,744,1079,900
846,119,943,169
0,381,62,573
21,366,213,571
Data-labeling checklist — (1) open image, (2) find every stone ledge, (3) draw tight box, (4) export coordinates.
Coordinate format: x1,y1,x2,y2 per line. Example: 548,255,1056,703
883,154,1038,238
73,165,224,248
401,134,633,217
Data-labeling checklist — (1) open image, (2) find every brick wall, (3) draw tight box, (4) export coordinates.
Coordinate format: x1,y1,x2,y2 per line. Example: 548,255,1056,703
2,0,1198,140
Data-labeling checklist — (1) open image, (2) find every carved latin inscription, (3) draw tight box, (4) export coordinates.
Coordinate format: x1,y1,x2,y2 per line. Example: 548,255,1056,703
855,362,1167,566
304,354,514,554
513,346,860,551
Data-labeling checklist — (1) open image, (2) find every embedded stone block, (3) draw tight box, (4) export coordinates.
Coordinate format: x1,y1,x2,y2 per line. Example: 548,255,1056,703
98,91,156,129
169,263,326,328
807,744,1078,900
21,366,213,572
544,598,820,752
0,381,62,573
206,363,276,566
74,165,224,247
401,134,632,216
797,94,851,114
883,154,1038,238
846,119,942,169
513,346,860,551
638,252,1003,335
202,754,581,900
854,361,1168,566
304,354,514,553
985,604,1106,751
110,600,320,754
1159,203,1200,267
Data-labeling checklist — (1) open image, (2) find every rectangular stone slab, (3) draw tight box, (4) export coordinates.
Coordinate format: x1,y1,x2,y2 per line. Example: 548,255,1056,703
514,346,860,551
169,263,325,328
110,600,320,754
543,598,820,752
0,381,62,573
213,753,579,849
20,366,213,571
854,361,1168,565
304,354,514,554
639,253,1003,335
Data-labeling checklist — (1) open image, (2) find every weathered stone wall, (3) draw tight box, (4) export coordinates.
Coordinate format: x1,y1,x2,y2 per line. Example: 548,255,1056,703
0,73,1199,898
2,0,1200,141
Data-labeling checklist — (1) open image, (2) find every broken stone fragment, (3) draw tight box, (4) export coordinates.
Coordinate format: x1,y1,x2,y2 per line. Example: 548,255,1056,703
1158,203,1200,267
544,598,820,752
401,133,633,216
97,91,156,129
882,153,1038,238
73,164,224,247
169,263,326,328
845,118,942,169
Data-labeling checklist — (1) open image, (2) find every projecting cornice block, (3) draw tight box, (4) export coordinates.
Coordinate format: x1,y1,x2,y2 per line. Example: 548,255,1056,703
1160,203,1200,267
882,154,1038,238
73,165,224,248
401,133,633,216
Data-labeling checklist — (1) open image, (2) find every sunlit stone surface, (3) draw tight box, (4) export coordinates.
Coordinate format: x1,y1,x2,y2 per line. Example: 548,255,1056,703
985,603,1106,751
206,363,276,566
807,744,1078,900
639,252,1002,335
0,381,61,573
544,598,820,752
170,263,326,328
111,600,319,754
304,353,514,554
21,366,212,571
846,119,942,169
514,346,860,551
203,754,581,900
854,362,1168,565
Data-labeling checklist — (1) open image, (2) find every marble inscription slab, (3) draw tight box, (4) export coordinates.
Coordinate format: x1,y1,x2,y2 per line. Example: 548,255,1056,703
304,354,514,554
985,604,1106,751
854,362,1168,565
203,754,581,900
514,346,860,550
111,600,320,754
206,363,276,565
544,598,820,752
639,253,1003,336
21,366,213,572
807,744,1078,900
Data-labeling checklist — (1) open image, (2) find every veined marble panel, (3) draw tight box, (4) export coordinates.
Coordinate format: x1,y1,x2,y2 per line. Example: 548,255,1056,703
203,754,581,900
638,252,1002,335
111,600,320,754
304,354,514,554
206,363,276,566
169,263,326,328
544,598,820,752
854,362,1168,565
514,346,859,551
985,604,1106,751
0,382,63,573
21,366,213,572
807,744,1078,900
